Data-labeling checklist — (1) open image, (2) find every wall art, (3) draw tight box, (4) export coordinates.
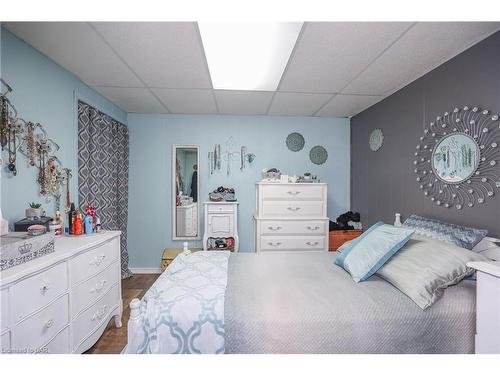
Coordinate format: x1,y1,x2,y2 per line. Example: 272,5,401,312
414,105,500,209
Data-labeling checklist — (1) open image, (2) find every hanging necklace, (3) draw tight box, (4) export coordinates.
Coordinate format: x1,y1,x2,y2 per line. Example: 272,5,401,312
7,122,17,176
0,97,8,150
37,140,48,195
26,122,36,166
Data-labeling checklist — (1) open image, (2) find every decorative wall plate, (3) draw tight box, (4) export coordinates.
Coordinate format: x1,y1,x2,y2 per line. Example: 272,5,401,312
309,145,328,165
286,132,305,152
414,106,500,209
369,128,384,151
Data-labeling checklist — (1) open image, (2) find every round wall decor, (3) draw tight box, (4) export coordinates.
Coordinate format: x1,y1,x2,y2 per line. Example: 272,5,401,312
414,105,500,210
309,145,328,165
286,132,305,152
369,128,384,151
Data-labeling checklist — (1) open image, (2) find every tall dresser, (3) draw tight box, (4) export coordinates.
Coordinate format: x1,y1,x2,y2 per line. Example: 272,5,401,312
254,182,329,252
0,231,122,354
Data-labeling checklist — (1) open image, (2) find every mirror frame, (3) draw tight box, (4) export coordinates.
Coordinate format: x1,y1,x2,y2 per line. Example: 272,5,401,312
431,133,480,184
172,144,201,241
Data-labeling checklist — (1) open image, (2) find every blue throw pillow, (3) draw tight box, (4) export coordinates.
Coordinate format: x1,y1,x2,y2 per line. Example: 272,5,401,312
335,222,414,282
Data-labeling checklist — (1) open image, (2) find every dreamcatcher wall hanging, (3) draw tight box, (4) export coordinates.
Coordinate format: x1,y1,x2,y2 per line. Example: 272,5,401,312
413,105,500,209
0,79,71,210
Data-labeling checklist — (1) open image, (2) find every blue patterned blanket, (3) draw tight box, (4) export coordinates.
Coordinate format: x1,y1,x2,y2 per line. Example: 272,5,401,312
125,251,230,354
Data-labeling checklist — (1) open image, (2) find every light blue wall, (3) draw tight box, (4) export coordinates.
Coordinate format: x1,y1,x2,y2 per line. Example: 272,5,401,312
127,114,350,268
0,28,127,225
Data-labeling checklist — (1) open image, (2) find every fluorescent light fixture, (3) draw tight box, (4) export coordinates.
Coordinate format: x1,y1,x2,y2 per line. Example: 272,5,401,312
198,22,303,91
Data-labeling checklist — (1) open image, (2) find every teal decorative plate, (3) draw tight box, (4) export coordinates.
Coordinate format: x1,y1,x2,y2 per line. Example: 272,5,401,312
286,132,305,152
309,145,328,165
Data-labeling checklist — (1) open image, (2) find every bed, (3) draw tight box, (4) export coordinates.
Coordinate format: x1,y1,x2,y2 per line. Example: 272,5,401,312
124,248,477,354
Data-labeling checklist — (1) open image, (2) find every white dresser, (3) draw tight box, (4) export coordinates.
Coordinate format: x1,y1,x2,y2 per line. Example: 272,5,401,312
202,202,239,252
0,231,122,354
254,182,329,252
176,204,198,237
467,261,500,354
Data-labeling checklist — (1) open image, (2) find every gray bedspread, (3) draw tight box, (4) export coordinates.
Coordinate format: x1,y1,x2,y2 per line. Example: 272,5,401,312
224,251,476,354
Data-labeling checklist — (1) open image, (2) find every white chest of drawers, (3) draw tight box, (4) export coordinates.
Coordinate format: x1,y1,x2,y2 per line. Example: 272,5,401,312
0,231,122,354
254,182,329,252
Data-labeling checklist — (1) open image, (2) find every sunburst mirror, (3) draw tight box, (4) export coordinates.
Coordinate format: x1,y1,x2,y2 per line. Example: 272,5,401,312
414,106,500,209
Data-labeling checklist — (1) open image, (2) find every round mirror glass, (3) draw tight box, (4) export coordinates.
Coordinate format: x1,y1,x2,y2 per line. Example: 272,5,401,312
431,133,480,183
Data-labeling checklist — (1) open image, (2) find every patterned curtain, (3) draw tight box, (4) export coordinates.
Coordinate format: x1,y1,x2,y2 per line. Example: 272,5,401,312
77,101,131,278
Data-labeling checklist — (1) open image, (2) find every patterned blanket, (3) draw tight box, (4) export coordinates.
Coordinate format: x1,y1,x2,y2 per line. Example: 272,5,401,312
125,251,230,354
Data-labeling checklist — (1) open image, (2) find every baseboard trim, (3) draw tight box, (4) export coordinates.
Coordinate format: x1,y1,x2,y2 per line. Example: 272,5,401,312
129,268,162,274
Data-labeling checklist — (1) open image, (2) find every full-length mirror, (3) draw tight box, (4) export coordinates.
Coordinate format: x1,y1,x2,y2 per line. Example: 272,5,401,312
172,145,200,240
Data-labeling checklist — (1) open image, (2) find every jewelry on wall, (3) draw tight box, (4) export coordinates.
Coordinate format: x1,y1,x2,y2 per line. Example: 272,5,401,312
414,105,500,209
0,79,69,206
207,137,255,178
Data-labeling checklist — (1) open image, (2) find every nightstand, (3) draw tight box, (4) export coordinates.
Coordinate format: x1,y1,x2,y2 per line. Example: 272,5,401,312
467,261,500,354
329,230,363,251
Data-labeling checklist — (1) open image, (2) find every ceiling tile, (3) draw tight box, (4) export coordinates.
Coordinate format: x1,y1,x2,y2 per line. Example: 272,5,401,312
279,22,413,93
91,22,212,89
153,89,217,114
316,94,383,117
94,87,166,113
268,92,332,116
344,22,500,95
214,90,274,115
4,22,143,87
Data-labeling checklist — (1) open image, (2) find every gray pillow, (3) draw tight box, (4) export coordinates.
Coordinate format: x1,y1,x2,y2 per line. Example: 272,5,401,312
402,214,487,250
376,234,488,309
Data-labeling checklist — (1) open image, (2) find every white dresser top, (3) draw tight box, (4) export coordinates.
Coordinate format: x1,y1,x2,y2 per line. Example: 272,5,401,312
0,230,121,286
256,181,327,185
467,261,500,278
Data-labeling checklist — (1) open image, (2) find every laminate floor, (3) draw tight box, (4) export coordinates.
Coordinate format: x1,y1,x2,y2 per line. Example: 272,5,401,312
84,274,159,354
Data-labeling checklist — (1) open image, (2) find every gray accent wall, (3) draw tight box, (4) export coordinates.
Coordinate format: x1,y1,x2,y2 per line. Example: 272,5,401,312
351,31,500,237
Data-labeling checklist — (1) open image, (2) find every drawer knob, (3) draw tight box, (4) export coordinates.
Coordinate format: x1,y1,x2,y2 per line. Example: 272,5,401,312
306,241,319,246
91,304,109,321
91,280,107,293
287,191,300,196
268,242,282,247
40,279,50,294
267,226,282,231
90,254,106,266
44,319,54,329
287,207,301,212
307,226,320,231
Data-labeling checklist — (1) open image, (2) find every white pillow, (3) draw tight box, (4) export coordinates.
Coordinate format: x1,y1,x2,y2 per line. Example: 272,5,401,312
472,237,500,260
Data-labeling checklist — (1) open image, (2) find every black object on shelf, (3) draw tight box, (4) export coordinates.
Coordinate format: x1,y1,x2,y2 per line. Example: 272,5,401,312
329,211,361,231
14,216,53,232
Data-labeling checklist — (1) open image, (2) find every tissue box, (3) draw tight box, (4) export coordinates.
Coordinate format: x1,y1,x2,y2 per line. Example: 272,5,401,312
0,232,55,271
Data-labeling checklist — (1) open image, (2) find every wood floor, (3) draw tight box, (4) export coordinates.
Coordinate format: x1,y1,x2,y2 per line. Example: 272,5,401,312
84,274,159,354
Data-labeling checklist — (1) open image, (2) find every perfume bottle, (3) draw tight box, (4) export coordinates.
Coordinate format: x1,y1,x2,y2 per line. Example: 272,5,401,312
73,209,84,235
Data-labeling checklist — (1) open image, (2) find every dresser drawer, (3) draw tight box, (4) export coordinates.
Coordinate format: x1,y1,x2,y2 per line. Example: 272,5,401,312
260,220,327,235
70,237,119,286
72,284,120,349
14,294,69,350
1,330,10,351
72,261,119,316
260,236,326,251
1,288,9,331
12,261,68,322
260,184,325,200
261,201,325,217
207,204,236,213
44,327,69,354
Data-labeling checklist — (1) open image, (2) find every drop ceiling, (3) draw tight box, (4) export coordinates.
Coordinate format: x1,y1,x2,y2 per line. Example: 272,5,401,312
4,22,500,118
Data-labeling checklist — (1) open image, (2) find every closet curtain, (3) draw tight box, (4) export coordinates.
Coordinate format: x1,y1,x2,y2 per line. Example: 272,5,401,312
77,101,131,278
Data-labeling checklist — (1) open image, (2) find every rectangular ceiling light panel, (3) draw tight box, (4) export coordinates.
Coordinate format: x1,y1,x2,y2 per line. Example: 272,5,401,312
199,22,303,91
